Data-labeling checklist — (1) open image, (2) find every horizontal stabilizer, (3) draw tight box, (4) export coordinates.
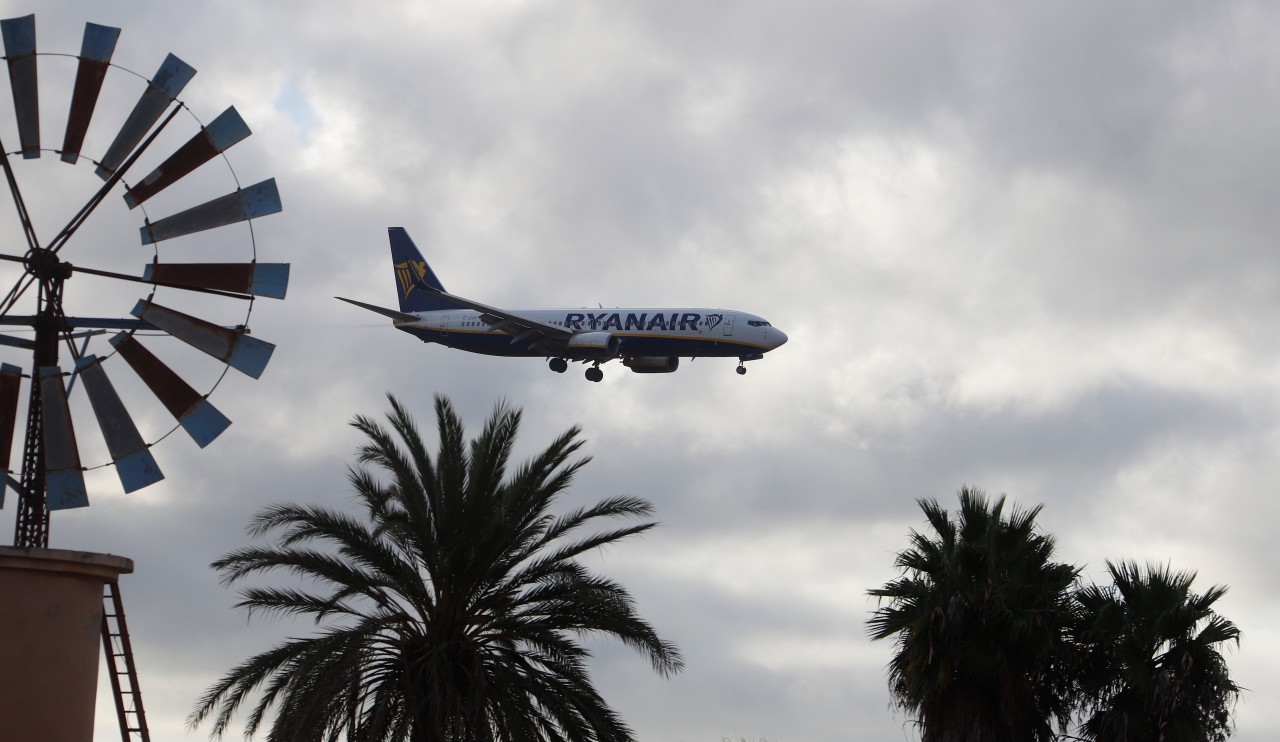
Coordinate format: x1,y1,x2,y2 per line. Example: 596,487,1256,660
335,296,418,323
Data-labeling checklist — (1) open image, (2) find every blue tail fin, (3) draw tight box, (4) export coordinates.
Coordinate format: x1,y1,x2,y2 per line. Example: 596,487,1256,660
388,227,463,312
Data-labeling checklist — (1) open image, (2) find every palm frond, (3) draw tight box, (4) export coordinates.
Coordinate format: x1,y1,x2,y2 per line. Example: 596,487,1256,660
192,394,680,741
867,487,1077,741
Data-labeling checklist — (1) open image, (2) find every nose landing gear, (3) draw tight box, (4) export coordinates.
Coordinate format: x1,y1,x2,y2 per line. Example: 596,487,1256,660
736,363,747,375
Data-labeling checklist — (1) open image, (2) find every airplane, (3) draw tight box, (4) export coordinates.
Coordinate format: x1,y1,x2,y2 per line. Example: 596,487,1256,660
337,228,788,382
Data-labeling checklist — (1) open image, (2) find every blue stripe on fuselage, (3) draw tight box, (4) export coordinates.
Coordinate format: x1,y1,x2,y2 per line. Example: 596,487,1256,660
397,325,767,358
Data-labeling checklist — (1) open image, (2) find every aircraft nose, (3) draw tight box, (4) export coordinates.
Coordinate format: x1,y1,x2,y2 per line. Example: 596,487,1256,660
770,327,788,349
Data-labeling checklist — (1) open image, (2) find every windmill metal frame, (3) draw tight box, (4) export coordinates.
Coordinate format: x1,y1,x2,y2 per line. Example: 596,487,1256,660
0,15,288,741
0,14,288,548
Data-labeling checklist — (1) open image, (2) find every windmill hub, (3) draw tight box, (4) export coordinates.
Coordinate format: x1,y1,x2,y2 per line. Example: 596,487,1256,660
22,248,72,281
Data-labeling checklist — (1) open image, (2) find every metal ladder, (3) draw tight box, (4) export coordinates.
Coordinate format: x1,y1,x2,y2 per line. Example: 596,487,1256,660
101,580,151,742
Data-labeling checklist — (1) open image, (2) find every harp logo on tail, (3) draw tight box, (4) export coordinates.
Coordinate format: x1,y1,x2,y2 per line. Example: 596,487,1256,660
395,260,429,297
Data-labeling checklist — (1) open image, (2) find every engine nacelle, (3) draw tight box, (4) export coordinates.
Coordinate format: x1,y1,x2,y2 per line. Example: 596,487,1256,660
624,356,680,374
566,331,619,357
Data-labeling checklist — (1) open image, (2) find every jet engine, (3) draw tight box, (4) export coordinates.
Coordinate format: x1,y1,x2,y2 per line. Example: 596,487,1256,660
624,356,680,373
567,331,619,357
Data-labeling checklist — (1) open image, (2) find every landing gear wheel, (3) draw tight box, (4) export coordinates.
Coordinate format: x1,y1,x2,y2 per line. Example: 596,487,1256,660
549,357,568,373
585,366,604,382
736,364,747,375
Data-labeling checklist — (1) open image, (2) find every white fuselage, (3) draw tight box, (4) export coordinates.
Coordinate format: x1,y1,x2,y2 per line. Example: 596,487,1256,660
396,307,787,360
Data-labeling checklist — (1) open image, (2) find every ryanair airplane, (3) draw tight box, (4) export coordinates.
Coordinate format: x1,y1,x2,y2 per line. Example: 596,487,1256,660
338,228,788,382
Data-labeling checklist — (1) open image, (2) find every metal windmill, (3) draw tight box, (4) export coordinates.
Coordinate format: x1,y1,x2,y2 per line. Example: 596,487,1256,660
0,14,287,739
0,13,287,544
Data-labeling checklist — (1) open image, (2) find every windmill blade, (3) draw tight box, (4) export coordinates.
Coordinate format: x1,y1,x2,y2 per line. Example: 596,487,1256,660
124,106,251,208
1,14,39,159
130,299,274,378
143,262,289,299
39,366,88,509
96,53,196,180
60,22,120,165
139,178,281,244
108,332,230,448
76,355,163,493
0,363,20,506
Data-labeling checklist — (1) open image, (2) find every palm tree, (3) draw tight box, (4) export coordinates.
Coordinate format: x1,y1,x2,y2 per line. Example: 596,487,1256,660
189,394,683,741
867,487,1079,742
1072,561,1241,742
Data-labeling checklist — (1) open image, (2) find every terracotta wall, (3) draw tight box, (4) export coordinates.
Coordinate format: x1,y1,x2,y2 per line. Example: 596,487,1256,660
0,547,133,742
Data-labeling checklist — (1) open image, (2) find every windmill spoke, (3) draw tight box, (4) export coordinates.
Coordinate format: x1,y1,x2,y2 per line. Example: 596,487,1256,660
58,320,147,331
62,330,98,395
0,249,259,301
69,257,257,301
0,17,44,326
48,105,184,258
0,143,41,252
84,262,254,300
0,129,41,256
0,314,149,332
0,97,182,320
0,274,37,318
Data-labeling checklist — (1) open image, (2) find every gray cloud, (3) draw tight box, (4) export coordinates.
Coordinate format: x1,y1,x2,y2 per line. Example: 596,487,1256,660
2,1,1278,740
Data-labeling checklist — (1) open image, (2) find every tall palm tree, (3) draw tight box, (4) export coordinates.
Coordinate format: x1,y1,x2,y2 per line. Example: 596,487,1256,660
189,394,683,742
1072,561,1241,742
867,487,1079,742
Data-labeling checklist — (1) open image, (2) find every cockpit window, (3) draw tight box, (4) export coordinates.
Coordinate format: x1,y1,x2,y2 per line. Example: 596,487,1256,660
747,320,771,327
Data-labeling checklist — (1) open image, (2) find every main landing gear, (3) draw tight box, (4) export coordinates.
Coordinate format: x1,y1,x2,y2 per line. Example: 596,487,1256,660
549,357,604,382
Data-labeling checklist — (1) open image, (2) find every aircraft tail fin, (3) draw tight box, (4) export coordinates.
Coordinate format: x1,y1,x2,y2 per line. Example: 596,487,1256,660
388,227,463,312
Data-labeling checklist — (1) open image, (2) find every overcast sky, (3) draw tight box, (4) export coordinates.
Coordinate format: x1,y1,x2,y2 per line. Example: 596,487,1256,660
1,1,1278,740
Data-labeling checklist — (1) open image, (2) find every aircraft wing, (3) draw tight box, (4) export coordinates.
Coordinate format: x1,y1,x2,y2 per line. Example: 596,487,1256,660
427,287,572,352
